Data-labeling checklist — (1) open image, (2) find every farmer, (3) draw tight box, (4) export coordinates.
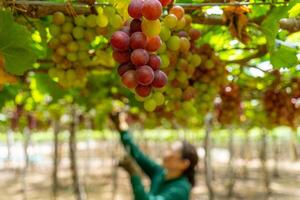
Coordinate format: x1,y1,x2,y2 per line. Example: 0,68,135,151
111,112,199,200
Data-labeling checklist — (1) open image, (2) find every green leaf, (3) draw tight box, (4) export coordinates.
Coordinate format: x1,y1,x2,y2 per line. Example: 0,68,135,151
0,84,20,109
270,45,298,68
0,10,37,75
261,0,299,51
289,3,300,17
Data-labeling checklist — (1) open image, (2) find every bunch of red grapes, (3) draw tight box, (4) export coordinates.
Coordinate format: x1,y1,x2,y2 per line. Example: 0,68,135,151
216,83,242,126
263,73,297,127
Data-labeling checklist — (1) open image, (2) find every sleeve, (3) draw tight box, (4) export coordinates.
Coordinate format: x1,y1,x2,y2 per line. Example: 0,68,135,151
130,175,189,200
120,130,163,178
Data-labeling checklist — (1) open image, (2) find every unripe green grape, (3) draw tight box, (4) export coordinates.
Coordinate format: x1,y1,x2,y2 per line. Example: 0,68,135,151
173,88,182,98
60,33,73,44
78,51,90,62
104,6,115,16
153,92,164,106
159,25,171,41
135,94,147,102
84,29,96,42
110,14,123,29
72,26,85,39
97,7,104,15
144,99,157,112
49,25,61,36
48,37,60,49
86,15,97,28
53,12,65,26
62,22,74,33
164,14,178,29
190,54,202,67
56,46,67,56
78,40,90,51
160,54,170,68
66,69,76,81
48,67,58,78
65,16,73,23
205,60,214,69
142,18,161,37
167,36,180,51
67,52,78,62
67,41,79,52
74,15,86,26
175,17,186,30
177,71,188,83
168,71,176,81
158,42,167,54
56,68,65,80
96,14,109,28
51,53,64,63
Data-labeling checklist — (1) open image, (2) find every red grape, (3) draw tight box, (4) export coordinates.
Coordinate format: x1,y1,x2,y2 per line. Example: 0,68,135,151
178,31,188,38
169,6,185,19
120,26,130,35
189,29,201,41
152,70,167,88
148,54,161,70
111,31,130,51
136,65,155,86
130,19,142,33
136,85,152,97
146,36,162,52
128,0,144,19
113,50,131,64
131,49,149,66
118,63,135,76
130,32,147,49
142,0,162,20
122,70,138,88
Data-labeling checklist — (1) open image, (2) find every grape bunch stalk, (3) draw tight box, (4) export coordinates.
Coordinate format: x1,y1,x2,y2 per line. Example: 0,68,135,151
111,0,171,112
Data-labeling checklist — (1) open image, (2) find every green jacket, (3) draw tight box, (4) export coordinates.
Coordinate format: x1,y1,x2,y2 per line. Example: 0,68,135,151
120,130,191,200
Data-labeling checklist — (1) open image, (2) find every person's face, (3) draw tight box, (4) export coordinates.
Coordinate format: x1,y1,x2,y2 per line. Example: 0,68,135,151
163,142,190,172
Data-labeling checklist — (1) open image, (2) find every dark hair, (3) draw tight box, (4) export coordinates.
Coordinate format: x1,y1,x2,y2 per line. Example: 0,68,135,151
181,140,199,187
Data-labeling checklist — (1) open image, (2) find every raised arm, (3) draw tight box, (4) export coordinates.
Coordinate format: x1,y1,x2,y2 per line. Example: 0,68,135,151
111,112,162,178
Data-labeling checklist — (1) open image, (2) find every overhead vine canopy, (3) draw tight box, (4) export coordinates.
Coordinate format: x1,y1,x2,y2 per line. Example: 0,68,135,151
0,0,299,129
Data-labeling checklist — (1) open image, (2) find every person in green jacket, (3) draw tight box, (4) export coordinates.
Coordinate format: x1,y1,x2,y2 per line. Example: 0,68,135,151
112,113,199,200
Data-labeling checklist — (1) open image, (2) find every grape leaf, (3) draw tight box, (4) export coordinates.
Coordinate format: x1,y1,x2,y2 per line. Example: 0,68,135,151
0,10,37,75
0,84,20,109
289,3,300,17
270,45,298,68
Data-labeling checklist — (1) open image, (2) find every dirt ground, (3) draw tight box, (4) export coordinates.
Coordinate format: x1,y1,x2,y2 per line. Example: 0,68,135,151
0,140,300,200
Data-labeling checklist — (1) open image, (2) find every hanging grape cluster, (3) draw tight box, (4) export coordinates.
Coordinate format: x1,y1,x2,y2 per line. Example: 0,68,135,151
0,53,17,89
216,83,242,126
112,0,171,112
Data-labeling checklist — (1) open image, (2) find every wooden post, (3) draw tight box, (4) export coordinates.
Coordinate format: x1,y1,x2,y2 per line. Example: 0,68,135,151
22,127,31,200
260,129,271,196
204,113,214,200
226,127,235,198
52,119,60,199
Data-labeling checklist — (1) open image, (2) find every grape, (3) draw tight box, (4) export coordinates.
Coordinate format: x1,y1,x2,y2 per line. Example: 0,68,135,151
175,17,186,30
56,46,67,56
131,49,149,66
130,19,142,33
152,70,167,88
122,70,137,88
113,50,131,64
130,32,147,49
51,54,64,63
49,25,61,36
110,14,123,29
190,54,202,67
184,14,192,25
128,0,144,19
167,35,180,51
153,92,165,106
180,37,191,52
104,6,115,16
78,51,90,62
205,60,214,69
146,36,162,52
60,34,73,44
74,15,86,27
84,29,96,42
142,0,162,20
96,14,109,28
86,15,97,28
189,29,201,41
118,63,135,76
111,31,130,51
62,22,74,33
78,40,89,51
178,31,188,38
144,99,157,112
48,38,60,49
66,69,76,81
159,0,172,7
136,65,155,86
169,6,185,20
136,85,152,97
159,25,171,41
160,54,170,68
72,27,84,39
158,42,167,53
141,19,161,37
120,26,130,35
53,12,65,25
67,52,78,62
67,41,79,52
148,54,161,70
164,14,178,29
